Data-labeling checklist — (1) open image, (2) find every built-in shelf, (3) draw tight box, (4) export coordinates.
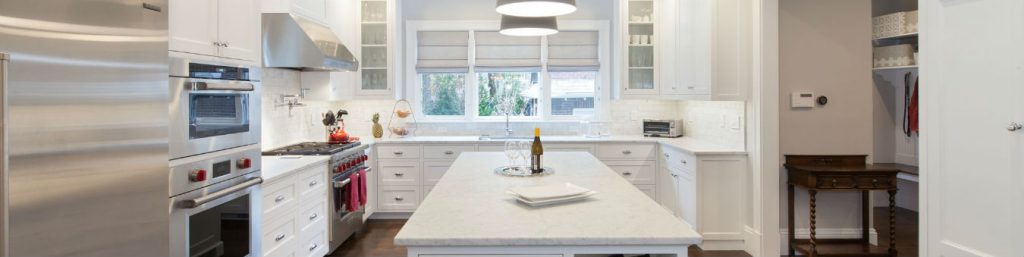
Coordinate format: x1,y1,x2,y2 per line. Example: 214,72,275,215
629,67,655,69
629,44,654,47
873,65,918,71
629,22,654,25
873,32,918,41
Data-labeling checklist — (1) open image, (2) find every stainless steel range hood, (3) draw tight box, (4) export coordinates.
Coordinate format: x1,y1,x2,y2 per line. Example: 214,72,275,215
262,13,359,71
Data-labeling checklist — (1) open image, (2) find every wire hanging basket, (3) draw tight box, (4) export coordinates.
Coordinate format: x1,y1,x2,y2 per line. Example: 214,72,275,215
386,99,417,138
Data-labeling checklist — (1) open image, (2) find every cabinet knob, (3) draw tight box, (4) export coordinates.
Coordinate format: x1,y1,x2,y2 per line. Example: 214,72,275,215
1009,122,1023,131
309,243,318,251
872,178,880,187
212,42,222,47
445,150,454,155
622,150,632,154
622,171,633,176
831,179,839,187
681,160,687,164
394,196,404,201
275,234,285,242
394,172,404,177
309,213,318,220
394,151,404,155
309,180,317,187
664,153,670,158
222,42,230,47
275,195,285,203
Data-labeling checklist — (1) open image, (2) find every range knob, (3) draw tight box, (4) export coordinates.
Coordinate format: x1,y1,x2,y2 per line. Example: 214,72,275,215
237,158,252,169
189,169,207,182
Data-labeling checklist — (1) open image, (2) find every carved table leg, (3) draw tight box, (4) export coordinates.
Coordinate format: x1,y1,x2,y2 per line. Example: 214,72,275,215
889,189,898,257
809,189,818,257
788,184,795,257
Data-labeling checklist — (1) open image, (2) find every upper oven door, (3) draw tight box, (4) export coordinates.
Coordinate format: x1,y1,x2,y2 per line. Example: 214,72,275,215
171,77,261,159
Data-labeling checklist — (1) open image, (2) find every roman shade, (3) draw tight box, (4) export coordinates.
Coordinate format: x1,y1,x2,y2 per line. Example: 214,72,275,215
547,31,600,72
417,31,470,73
474,31,542,72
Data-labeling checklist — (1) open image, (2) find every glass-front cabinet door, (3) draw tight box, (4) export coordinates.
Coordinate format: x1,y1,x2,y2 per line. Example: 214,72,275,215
621,0,661,96
357,0,394,97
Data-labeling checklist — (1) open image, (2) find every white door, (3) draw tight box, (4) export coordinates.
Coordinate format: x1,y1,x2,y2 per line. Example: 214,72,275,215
218,0,261,62
920,0,1024,256
169,0,219,56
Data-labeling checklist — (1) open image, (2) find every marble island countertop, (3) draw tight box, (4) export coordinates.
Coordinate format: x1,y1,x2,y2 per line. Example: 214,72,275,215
394,152,703,247
364,135,746,156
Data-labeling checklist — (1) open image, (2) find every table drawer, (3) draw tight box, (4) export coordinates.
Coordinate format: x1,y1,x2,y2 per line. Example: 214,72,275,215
296,199,327,233
855,175,895,189
423,145,476,159
378,161,420,186
422,161,453,185
297,226,327,257
295,166,326,199
262,178,297,219
378,186,420,211
815,176,857,189
377,145,421,159
261,215,297,257
604,160,657,185
597,143,656,160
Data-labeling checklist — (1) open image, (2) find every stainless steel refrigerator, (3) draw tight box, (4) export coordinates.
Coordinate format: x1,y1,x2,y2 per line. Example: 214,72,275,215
0,0,170,256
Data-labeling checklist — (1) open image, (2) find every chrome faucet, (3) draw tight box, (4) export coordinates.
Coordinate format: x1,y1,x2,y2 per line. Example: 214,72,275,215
505,111,513,137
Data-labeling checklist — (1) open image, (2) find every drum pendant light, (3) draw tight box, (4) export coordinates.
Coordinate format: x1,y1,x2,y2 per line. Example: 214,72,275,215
499,15,558,36
496,0,577,17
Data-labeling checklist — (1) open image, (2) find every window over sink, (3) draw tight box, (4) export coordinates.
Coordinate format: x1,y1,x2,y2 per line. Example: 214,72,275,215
408,21,609,122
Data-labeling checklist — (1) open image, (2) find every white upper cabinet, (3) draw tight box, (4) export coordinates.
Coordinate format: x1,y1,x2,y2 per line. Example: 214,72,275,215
263,0,327,25
170,0,260,62
218,0,261,61
615,0,750,101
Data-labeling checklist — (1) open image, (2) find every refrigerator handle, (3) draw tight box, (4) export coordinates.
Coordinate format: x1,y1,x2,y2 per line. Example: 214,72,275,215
0,51,8,257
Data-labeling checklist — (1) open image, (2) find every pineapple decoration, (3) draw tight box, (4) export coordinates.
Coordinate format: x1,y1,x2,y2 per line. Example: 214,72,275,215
371,113,384,138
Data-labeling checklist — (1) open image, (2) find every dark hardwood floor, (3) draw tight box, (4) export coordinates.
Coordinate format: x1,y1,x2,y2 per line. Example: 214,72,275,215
329,207,918,257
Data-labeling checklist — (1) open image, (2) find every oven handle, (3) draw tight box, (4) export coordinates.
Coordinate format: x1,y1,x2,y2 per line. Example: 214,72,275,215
182,177,263,208
332,167,371,188
186,81,255,91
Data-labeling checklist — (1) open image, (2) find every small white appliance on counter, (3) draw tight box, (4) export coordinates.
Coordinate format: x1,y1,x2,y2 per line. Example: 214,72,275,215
643,119,684,138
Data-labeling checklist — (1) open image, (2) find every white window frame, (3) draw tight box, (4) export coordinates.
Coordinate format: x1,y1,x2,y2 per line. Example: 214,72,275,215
406,20,611,122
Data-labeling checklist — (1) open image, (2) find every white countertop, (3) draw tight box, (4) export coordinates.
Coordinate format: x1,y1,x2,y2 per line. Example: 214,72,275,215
394,152,703,247
366,135,746,155
261,155,330,182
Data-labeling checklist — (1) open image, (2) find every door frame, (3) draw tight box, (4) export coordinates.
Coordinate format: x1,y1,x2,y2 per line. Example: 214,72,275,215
750,0,781,256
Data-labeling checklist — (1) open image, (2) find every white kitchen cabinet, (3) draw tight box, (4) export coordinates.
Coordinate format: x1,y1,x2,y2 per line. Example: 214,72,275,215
260,162,329,257
170,0,260,62
617,0,675,97
659,145,747,250
262,0,326,25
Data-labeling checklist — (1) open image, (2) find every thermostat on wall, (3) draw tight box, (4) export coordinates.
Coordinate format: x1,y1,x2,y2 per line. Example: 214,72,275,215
791,92,815,108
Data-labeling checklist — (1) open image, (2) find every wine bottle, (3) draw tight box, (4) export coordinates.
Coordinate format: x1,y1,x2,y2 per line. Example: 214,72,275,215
531,127,544,173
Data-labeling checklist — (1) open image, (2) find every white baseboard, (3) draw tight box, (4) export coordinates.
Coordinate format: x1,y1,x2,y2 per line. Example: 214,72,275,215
368,212,412,220
779,228,878,250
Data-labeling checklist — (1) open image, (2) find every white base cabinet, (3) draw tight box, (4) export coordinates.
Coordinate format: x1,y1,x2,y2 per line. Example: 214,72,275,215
260,163,330,257
658,145,748,250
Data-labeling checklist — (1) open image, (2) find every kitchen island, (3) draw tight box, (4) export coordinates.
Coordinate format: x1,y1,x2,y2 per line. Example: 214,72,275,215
394,152,702,256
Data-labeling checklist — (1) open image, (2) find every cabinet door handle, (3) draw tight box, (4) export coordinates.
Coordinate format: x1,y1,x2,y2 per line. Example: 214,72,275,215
622,150,632,154
394,151,404,155
222,42,230,48
394,172,404,177
309,243,318,251
394,196,404,201
212,42,222,47
309,213,318,220
622,171,633,176
664,153,670,158
275,234,286,242
681,160,687,164
1009,122,1022,131
309,180,317,187
444,150,454,155
275,195,285,203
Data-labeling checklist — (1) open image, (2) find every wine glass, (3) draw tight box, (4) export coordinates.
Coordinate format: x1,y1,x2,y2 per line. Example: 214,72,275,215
504,140,518,167
517,140,531,167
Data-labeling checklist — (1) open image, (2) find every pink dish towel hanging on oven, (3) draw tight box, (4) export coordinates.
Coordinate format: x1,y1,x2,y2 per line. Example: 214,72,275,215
358,168,367,206
346,172,360,212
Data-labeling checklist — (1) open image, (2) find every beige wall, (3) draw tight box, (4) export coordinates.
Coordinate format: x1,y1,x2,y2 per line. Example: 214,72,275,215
779,0,875,246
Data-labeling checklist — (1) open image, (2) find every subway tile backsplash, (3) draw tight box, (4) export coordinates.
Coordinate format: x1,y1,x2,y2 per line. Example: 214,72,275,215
261,69,746,150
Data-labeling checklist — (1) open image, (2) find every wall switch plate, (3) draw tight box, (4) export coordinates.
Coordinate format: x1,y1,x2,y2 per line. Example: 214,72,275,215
791,92,815,108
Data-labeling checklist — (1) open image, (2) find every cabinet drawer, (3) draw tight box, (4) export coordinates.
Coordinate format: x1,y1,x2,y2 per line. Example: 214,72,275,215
597,143,657,160
378,186,420,211
297,225,327,257
422,161,453,185
262,178,297,219
662,146,697,171
636,184,657,201
378,161,420,186
261,215,297,257
816,176,857,189
423,145,476,159
295,166,326,199
605,160,657,185
377,145,421,159
296,199,326,234
855,176,895,189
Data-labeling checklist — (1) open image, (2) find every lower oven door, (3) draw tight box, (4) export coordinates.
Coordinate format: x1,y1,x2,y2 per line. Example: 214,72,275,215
328,169,365,251
171,173,262,257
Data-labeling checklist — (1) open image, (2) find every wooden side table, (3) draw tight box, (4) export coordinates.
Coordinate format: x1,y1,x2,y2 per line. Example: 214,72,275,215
785,155,900,257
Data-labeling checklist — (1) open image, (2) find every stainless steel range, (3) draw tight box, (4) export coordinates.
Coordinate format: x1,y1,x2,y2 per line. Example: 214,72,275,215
263,141,370,252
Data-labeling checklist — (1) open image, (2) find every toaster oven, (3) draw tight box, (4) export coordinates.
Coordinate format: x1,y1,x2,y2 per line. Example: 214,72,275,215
643,119,684,138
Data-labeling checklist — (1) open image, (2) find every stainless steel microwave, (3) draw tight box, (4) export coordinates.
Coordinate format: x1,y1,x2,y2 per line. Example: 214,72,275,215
169,56,261,159
643,119,683,138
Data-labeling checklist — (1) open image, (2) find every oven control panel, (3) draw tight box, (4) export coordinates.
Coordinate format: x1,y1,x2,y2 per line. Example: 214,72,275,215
170,146,262,197
334,153,369,174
